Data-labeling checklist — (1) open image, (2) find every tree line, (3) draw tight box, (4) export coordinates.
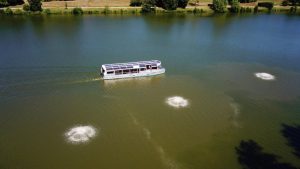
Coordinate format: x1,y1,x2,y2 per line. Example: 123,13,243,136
1,0,42,12
130,0,300,13
130,0,189,11
0,0,23,7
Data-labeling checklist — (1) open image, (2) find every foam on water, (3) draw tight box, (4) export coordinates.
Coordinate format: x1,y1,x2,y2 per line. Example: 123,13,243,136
166,96,189,108
229,102,241,128
65,125,97,144
129,113,181,169
255,72,276,80
143,127,152,140
76,77,102,83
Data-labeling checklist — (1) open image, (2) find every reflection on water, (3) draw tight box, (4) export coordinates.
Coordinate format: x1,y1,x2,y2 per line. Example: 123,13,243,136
102,74,165,87
235,140,298,169
281,124,300,159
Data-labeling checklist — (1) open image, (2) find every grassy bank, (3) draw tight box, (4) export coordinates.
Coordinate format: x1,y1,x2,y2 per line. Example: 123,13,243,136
0,7,142,15
0,5,299,15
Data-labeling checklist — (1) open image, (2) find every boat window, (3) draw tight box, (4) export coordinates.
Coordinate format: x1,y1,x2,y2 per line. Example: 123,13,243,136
115,70,122,75
131,69,138,73
140,68,146,71
146,65,151,69
107,71,114,74
152,67,157,70
123,69,130,74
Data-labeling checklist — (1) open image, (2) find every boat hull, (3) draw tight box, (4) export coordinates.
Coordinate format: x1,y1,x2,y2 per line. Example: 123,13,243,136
102,68,165,80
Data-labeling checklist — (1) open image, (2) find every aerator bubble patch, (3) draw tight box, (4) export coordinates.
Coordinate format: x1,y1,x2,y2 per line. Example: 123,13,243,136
166,96,189,108
255,72,276,80
65,125,97,144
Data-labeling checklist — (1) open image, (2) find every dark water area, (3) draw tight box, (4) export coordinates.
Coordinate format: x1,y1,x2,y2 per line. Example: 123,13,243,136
0,14,300,169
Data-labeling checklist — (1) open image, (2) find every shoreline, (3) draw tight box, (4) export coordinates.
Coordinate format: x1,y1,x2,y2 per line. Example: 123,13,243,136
0,5,299,15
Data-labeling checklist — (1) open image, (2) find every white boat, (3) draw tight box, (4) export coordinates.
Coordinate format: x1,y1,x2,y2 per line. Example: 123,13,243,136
100,60,165,80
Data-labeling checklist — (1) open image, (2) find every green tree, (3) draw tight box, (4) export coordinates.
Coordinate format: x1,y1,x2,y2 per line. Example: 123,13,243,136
0,0,9,7
23,3,30,11
281,0,288,6
239,0,256,3
1,0,23,7
141,0,156,12
178,0,189,8
4,7,13,15
212,0,227,13
28,0,42,11
7,0,23,5
72,7,83,15
289,0,300,6
155,0,163,7
130,0,142,6
162,0,178,10
230,0,240,12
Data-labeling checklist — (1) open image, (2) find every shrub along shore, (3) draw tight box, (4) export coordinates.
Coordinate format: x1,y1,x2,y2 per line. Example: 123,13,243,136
0,5,299,15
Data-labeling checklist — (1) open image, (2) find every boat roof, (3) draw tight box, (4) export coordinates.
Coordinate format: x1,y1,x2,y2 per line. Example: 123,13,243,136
102,60,161,71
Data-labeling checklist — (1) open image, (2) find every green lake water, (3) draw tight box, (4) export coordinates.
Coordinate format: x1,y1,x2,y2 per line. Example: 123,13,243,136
0,14,300,169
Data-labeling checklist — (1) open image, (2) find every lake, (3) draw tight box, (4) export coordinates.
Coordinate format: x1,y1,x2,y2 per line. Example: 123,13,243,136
0,14,300,169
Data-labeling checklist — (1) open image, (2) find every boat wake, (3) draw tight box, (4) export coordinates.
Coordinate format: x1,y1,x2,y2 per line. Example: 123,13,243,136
229,100,242,128
67,77,102,84
129,113,181,169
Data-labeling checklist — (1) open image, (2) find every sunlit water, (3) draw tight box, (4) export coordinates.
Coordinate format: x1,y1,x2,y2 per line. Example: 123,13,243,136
0,14,300,169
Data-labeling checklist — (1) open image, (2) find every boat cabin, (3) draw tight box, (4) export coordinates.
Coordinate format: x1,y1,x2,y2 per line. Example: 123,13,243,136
100,60,163,76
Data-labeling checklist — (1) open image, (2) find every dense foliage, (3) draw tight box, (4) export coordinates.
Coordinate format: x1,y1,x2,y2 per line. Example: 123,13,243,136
28,0,42,11
162,0,178,10
178,0,189,8
141,0,156,12
212,0,227,13
282,0,288,5
72,7,83,15
0,0,23,7
138,0,189,11
286,0,300,5
258,2,273,10
0,0,9,7
230,0,240,12
23,3,30,11
4,7,13,14
130,0,142,6
8,0,24,5
239,0,256,3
